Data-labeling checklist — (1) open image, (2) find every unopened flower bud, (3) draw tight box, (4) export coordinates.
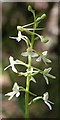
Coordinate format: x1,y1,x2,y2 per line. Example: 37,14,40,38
37,14,46,22
28,5,32,11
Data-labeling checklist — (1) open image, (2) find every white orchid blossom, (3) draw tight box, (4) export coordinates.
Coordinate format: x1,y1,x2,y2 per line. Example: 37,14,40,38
24,67,38,83
36,51,51,64
4,56,24,73
43,92,54,110
4,56,18,73
9,31,28,42
43,67,56,85
27,67,38,83
5,82,20,100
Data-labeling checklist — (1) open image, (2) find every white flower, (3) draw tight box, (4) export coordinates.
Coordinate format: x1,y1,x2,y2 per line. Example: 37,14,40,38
36,51,51,64
5,82,20,100
43,67,56,85
25,67,38,83
9,31,28,42
4,56,19,73
43,92,54,110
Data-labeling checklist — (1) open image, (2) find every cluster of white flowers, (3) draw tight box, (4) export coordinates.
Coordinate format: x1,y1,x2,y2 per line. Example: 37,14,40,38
4,51,55,110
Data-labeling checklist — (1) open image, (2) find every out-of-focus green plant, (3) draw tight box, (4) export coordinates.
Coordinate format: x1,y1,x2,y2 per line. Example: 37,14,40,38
4,5,56,119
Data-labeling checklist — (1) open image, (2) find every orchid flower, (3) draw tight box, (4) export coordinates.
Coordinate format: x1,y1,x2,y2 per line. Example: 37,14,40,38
4,56,18,73
4,56,26,73
21,67,38,83
9,31,28,42
43,67,56,85
4,56,28,73
5,82,20,100
27,67,38,83
43,92,54,110
36,51,51,65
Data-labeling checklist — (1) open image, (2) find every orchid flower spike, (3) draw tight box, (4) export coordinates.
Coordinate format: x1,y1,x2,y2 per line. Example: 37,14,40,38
4,56,21,73
43,92,54,110
9,31,28,42
5,82,20,100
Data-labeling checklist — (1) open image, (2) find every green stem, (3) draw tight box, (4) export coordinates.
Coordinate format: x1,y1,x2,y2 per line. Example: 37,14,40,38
31,14,36,48
25,55,31,119
25,11,36,119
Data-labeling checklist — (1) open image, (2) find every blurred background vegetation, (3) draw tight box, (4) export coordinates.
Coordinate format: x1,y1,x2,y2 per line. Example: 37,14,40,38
1,1,59,119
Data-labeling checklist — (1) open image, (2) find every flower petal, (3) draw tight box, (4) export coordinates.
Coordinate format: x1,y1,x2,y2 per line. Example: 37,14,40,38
21,52,38,58
43,92,49,101
30,76,36,83
46,74,56,79
44,101,52,110
13,82,19,92
36,56,41,62
43,75,49,85
45,58,51,63
12,65,18,73
44,67,52,74
31,52,38,57
5,92,15,100
42,51,47,56
16,92,20,97
21,52,28,57
9,56,14,65
9,36,18,40
48,100,54,104
9,36,20,42
5,92,14,96
4,65,11,71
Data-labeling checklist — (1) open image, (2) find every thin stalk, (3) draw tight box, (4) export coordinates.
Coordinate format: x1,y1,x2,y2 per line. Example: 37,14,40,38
25,55,31,119
25,11,36,119
31,13,36,48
